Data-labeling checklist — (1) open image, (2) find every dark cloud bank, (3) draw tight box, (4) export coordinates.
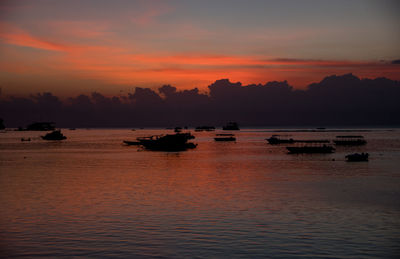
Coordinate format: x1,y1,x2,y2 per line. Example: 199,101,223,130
1,74,400,128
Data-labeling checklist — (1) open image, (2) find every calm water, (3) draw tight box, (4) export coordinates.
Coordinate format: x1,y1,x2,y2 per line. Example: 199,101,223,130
1,129,399,258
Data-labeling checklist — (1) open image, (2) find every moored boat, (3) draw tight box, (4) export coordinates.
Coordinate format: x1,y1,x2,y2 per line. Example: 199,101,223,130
334,135,366,145
195,126,215,132
345,152,369,162
138,132,197,151
214,133,236,141
41,130,67,140
266,135,294,144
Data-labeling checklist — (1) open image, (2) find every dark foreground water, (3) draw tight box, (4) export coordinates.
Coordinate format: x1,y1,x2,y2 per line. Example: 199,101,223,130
1,129,399,258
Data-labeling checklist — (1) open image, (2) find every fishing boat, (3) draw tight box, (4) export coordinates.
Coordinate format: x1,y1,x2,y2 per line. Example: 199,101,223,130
195,126,215,132
286,140,335,154
138,132,196,151
345,153,369,162
21,137,31,142
214,133,236,141
222,122,240,130
41,130,67,140
334,135,366,145
266,134,295,144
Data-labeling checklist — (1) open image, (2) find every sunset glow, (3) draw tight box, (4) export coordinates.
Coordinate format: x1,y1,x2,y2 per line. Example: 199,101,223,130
1,0,399,96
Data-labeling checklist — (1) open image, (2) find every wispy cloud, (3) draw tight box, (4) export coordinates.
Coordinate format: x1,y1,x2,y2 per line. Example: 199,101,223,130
0,22,67,51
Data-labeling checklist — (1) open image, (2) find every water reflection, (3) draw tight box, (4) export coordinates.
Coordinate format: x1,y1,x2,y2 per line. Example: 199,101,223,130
0,129,399,257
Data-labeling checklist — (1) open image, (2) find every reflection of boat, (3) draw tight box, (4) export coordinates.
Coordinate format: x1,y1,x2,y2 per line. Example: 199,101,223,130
41,130,67,140
138,132,196,151
214,133,236,141
334,136,366,145
346,153,369,162
266,135,294,144
287,140,334,154
222,122,240,130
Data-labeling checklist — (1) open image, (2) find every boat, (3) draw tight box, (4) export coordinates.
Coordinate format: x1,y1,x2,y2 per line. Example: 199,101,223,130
214,133,236,141
266,135,295,144
123,140,141,145
195,126,216,132
21,137,31,141
41,130,67,140
222,122,240,130
345,153,369,162
334,135,366,145
138,132,197,151
286,140,335,154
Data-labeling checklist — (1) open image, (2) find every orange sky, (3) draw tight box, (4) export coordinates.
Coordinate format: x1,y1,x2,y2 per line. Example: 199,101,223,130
1,0,399,96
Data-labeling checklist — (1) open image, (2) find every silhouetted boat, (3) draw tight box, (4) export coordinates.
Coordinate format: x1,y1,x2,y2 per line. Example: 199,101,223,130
195,126,216,132
334,135,366,145
223,122,240,130
69,128,76,130
41,130,67,140
346,152,369,162
138,132,196,151
214,133,236,141
287,140,334,154
266,135,295,144
21,137,31,141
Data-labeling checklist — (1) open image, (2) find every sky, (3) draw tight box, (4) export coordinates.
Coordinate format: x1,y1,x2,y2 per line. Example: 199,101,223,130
0,0,399,96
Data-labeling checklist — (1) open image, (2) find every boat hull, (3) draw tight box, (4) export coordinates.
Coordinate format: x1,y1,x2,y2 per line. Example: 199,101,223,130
287,146,335,154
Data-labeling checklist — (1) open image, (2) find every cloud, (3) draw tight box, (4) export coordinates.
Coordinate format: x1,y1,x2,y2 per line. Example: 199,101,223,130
1,74,399,127
0,23,67,51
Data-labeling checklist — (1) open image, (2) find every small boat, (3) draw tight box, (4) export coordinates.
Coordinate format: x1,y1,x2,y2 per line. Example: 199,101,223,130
345,153,369,162
334,135,366,145
214,133,236,141
123,140,141,145
41,130,67,140
195,126,216,132
266,135,294,144
222,122,240,130
21,137,31,141
287,140,334,154
138,132,197,151
69,128,76,130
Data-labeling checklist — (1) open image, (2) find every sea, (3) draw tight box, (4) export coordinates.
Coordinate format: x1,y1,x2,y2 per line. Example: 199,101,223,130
1,128,399,258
